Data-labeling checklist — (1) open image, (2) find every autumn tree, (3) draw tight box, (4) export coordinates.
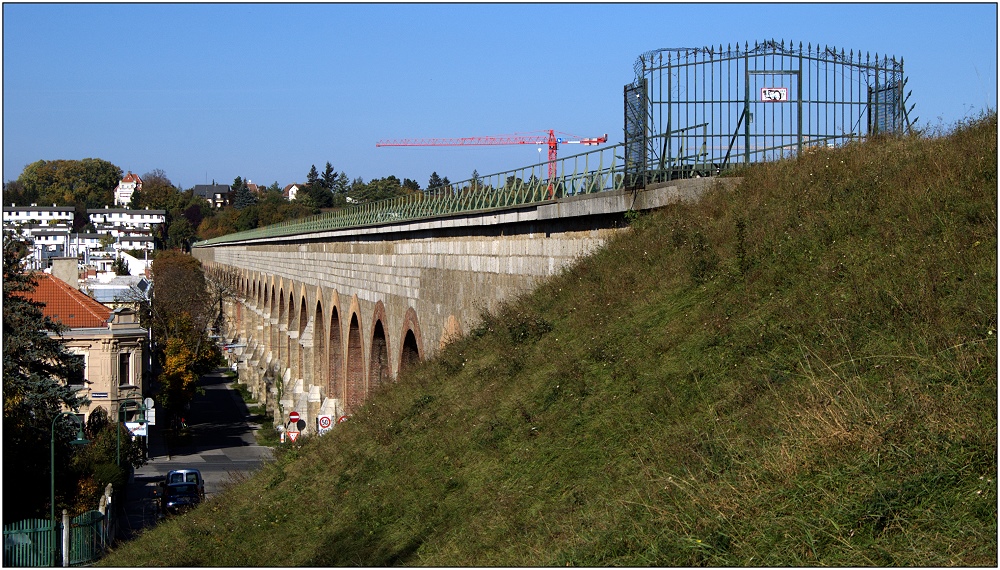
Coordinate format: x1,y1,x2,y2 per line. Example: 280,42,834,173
147,251,220,424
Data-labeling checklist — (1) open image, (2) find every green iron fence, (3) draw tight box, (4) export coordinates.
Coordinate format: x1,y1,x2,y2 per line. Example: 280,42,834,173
3,518,53,567
194,140,641,247
3,510,108,567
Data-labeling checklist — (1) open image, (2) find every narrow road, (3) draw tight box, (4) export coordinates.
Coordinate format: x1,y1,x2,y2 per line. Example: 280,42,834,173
117,368,274,539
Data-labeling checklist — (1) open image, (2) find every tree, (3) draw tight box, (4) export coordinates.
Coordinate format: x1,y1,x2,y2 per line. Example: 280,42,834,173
333,172,350,196
402,178,421,193
427,171,444,190
306,165,320,187
111,256,130,276
149,251,218,424
321,162,336,189
16,158,122,209
232,176,257,210
3,233,85,520
131,170,179,211
166,217,195,250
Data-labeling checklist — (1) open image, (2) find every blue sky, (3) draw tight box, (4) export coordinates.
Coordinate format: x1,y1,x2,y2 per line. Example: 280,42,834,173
3,2,997,191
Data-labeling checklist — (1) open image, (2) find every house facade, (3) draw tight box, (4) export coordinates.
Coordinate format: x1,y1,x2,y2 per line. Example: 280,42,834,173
21,272,148,422
282,184,303,201
113,171,143,207
192,184,232,208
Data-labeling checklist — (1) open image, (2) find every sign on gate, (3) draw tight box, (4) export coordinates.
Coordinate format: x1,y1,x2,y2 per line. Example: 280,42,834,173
761,87,788,102
125,422,147,437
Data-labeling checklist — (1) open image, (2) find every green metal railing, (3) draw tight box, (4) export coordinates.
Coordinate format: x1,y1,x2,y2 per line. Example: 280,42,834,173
194,140,646,247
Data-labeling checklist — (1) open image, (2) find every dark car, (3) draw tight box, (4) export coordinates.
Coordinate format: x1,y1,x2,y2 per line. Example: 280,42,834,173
160,482,201,515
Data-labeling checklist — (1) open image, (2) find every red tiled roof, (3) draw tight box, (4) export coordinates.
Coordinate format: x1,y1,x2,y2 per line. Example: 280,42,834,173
122,171,142,184
19,273,111,329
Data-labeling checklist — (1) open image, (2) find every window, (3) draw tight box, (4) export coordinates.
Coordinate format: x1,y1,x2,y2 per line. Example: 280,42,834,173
118,352,132,386
67,353,86,387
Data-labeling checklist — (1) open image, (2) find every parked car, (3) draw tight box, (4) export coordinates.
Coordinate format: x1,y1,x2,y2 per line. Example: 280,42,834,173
160,482,201,515
164,469,205,499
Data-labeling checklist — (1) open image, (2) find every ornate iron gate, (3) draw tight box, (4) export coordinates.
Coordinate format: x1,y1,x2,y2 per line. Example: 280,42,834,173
624,40,914,182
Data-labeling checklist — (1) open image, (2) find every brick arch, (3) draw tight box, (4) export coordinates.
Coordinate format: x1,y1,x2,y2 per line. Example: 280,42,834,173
296,286,308,381
326,289,344,401
399,306,423,376
369,301,390,390
345,295,365,413
313,294,326,394
277,286,287,362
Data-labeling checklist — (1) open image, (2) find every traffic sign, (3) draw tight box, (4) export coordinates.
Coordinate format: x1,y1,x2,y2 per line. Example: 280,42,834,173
317,415,333,434
289,411,300,423
337,415,349,424
288,431,299,442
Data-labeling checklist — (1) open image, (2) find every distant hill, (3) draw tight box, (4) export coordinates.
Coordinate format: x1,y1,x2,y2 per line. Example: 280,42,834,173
103,112,997,566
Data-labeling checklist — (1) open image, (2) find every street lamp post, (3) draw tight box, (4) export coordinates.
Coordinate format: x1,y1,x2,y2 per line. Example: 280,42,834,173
50,412,88,567
116,400,146,467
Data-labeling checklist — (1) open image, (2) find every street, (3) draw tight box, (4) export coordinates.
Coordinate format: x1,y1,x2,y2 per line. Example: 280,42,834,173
117,369,274,539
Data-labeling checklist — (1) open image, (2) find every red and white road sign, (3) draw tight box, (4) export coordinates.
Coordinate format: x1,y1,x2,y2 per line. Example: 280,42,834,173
289,411,300,423
288,431,299,442
337,415,349,424
318,415,332,429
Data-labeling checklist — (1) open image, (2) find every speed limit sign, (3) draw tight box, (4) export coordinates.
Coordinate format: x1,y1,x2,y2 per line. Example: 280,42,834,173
317,414,334,434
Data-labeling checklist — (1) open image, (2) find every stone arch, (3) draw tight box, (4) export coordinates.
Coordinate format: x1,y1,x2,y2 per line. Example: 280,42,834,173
399,306,423,376
369,301,391,390
345,295,365,413
327,290,344,401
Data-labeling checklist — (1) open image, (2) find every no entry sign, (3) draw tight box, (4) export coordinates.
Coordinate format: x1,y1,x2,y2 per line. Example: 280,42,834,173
289,411,300,423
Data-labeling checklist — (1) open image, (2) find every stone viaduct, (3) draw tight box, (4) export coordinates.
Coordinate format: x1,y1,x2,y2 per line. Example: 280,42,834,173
191,177,736,434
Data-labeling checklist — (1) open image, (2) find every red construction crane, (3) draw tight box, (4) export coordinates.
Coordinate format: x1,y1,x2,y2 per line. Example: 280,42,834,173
376,130,608,181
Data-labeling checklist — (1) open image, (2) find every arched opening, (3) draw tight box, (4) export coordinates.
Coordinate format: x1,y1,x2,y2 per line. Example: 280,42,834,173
285,294,294,373
346,313,364,412
297,297,307,380
328,307,343,401
277,290,286,362
400,329,420,374
369,320,390,390
313,301,325,393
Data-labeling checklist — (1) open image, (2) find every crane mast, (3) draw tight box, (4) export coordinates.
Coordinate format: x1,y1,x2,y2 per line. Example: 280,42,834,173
376,130,608,181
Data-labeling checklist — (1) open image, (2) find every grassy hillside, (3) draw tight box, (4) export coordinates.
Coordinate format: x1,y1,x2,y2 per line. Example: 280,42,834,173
103,113,997,566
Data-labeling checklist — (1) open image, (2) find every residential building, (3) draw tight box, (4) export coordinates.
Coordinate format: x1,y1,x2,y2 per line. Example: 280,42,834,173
114,171,143,207
19,271,148,423
88,207,166,233
282,183,303,201
192,184,231,208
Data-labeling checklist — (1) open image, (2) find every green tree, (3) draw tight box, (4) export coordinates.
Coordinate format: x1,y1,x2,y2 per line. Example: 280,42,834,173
166,217,195,250
402,178,421,193
321,162,336,189
427,171,444,190
3,233,86,520
306,165,320,187
3,179,36,206
111,256,130,276
333,172,350,196
132,169,179,210
232,176,257,210
16,158,122,209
